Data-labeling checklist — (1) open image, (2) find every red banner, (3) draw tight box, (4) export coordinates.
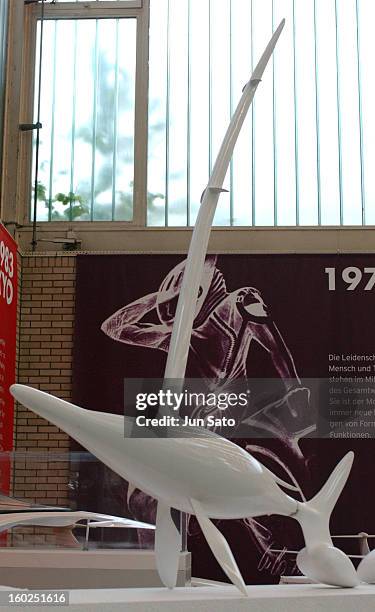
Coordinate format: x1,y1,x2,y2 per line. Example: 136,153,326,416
0,224,17,494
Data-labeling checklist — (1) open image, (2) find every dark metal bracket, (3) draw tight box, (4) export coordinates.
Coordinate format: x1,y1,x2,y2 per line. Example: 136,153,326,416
19,122,42,132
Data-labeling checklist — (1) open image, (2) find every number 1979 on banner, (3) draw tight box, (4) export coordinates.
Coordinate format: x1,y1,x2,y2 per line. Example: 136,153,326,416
325,267,375,291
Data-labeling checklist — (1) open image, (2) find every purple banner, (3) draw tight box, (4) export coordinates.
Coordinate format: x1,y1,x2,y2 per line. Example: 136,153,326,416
73,253,375,584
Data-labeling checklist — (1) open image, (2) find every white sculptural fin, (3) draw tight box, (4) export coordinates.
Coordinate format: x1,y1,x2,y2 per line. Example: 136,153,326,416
295,452,359,588
295,451,354,548
190,498,248,597
155,501,181,589
257,462,299,492
163,19,286,383
307,450,353,517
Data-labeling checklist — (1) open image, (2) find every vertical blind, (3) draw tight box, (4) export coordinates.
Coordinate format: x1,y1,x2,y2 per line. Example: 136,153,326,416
147,0,375,227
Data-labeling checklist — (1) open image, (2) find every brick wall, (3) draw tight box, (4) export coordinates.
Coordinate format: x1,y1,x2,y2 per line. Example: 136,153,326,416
10,254,76,544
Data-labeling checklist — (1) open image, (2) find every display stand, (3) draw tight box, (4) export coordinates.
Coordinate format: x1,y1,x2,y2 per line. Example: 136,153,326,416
0,549,191,589
6,584,375,612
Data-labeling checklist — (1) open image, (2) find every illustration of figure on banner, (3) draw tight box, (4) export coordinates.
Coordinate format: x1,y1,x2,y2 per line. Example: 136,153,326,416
101,255,314,451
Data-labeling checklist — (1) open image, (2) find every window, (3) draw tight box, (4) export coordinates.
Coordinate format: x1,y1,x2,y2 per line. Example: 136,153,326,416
28,0,147,223
26,0,375,227
147,0,375,227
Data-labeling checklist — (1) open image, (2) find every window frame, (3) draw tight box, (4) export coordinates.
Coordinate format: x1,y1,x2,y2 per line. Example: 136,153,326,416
17,0,149,227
